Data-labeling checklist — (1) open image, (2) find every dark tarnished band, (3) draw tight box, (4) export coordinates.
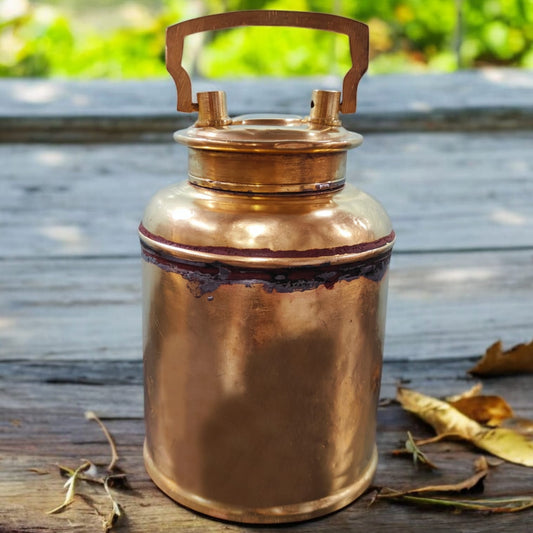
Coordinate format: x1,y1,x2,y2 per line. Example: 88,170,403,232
141,241,391,296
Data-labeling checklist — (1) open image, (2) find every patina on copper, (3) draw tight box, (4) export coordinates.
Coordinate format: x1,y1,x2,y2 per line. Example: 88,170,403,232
140,10,394,524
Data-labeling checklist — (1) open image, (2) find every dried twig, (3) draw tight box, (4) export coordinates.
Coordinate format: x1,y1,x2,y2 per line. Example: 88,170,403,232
102,476,123,532
47,412,128,531
28,467,49,475
85,411,120,472
58,464,130,490
378,398,395,407
413,433,464,446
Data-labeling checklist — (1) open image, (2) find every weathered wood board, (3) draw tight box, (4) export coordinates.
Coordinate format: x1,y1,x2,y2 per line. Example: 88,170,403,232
1,70,533,142
1,359,532,533
2,131,533,259
1,72,533,532
1,249,532,362
2,131,532,362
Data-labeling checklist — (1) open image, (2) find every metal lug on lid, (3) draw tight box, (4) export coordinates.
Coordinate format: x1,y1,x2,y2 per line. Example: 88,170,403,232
196,91,232,127
309,90,341,126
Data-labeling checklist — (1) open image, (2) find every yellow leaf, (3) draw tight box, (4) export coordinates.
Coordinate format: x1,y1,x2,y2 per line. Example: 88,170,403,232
449,395,514,426
396,387,533,467
469,339,533,376
397,387,480,437
47,461,91,515
500,417,533,437
445,382,482,403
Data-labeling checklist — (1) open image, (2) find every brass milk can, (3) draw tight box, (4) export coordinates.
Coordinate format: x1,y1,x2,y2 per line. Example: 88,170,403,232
140,11,395,524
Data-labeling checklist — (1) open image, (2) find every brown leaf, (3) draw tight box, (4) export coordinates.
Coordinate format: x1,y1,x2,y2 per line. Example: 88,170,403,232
396,387,533,467
474,455,489,472
383,494,533,513
380,468,487,498
469,339,533,376
376,458,533,513
449,395,514,426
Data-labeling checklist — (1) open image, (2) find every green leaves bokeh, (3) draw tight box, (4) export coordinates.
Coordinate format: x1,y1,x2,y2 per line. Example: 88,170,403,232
1,0,532,78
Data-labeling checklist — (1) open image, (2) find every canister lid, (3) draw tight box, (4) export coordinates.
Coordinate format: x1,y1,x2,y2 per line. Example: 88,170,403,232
174,90,362,153
174,90,363,194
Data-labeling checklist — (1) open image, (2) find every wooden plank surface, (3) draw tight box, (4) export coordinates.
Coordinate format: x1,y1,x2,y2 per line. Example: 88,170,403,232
2,131,532,362
2,249,532,363
1,358,532,532
1,72,533,531
2,131,533,259
1,69,533,142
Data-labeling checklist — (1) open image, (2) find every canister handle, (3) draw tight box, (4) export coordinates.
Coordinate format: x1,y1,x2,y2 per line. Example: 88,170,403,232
166,10,368,114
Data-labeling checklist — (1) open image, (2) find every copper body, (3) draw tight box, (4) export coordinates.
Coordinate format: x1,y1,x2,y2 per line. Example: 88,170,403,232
140,11,394,524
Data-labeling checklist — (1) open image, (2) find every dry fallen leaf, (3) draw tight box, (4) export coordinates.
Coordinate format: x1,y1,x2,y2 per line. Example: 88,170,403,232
469,339,533,376
378,456,533,513
445,385,533,434
48,412,128,532
383,494,533,513
500,417,533,437
474,455,489,472
47,461,91,515
378,458,533,513
449,395,514,426
380,467,487,499
396,387,533,467
445,383,483,403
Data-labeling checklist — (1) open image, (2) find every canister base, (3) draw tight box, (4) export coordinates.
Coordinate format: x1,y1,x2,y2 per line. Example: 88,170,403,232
144,441,378,524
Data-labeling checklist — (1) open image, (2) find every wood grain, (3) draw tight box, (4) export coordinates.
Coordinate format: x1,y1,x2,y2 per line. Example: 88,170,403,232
1,249,532,363
2,358,532,411
1,359,532,532
1,70,533,141
2,132,533,259
1,72,533,531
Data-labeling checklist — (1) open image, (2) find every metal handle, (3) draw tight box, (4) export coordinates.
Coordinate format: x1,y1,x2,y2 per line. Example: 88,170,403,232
166,10,369,114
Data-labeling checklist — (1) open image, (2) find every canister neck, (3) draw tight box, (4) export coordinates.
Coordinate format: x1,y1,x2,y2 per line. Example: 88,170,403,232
187,149,347,194
174,90,363,194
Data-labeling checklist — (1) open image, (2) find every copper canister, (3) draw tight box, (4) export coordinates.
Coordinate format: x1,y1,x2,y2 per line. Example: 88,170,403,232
140,11,394,524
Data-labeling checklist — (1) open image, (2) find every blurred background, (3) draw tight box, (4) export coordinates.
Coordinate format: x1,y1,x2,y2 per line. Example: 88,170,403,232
1,0,532,79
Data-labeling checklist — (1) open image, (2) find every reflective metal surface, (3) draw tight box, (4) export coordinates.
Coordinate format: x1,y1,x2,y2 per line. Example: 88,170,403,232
140,180,393,523
142,244,390,523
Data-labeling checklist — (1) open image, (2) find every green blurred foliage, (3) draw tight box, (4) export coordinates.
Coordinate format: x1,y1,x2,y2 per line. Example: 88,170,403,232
0,0,532,78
